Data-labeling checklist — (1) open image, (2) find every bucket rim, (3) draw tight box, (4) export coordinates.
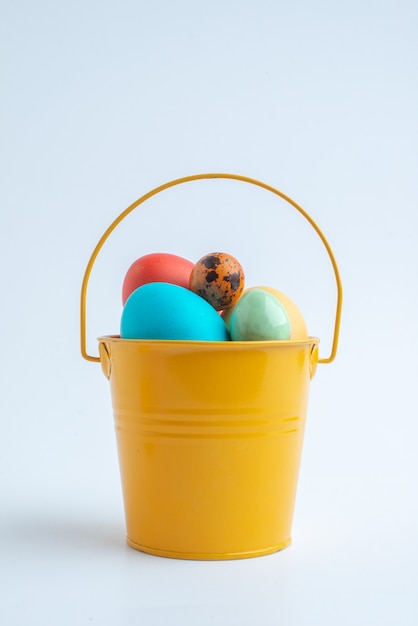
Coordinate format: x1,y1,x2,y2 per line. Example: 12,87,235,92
97,334,320,348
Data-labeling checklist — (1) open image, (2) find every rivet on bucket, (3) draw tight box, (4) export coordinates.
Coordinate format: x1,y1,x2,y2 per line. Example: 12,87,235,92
80,173,343,560
99,342,111,380
309,344,319,379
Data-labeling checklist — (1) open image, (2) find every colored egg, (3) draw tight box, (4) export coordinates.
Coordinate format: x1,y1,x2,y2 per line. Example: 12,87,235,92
189,252,245,311
228,288,291,341
122,253,194,305
220,304,234,328
120,282,230,341
250,286,308,340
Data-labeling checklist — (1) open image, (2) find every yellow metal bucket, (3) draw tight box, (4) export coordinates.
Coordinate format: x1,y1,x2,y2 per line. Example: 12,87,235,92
80,173,342,560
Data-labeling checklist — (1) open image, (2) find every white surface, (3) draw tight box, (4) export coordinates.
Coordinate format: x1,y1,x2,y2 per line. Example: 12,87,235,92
1,1,417,624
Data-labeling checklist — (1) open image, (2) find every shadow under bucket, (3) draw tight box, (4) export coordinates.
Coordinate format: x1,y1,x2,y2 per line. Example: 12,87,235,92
81,173,342,560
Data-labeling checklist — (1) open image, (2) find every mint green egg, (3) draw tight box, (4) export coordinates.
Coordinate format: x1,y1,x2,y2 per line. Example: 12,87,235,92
229,288,291,341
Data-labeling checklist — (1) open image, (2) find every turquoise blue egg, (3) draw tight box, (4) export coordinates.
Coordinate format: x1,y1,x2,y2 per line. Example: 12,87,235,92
120,282,230,341
229,288,291,341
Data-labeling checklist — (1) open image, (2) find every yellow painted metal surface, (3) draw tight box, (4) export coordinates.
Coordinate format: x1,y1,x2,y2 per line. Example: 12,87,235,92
99,336,319,559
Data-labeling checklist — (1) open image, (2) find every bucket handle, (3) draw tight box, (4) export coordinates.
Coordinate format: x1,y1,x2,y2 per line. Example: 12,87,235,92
81,173,342,364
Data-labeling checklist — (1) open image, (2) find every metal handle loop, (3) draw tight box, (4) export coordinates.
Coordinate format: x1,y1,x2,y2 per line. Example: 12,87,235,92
81,173,342,364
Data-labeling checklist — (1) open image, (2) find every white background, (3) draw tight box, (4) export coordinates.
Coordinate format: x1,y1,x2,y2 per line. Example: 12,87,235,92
1,0,417,624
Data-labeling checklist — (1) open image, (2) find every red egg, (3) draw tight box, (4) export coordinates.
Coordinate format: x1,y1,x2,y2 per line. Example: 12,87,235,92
122,253,194,305
189,252,245,311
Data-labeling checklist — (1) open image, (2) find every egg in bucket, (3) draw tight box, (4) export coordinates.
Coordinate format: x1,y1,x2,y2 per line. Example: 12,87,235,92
80,173,342,560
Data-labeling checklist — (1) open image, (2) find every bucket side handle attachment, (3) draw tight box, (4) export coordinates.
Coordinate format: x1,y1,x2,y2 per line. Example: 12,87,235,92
81,173,342,364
